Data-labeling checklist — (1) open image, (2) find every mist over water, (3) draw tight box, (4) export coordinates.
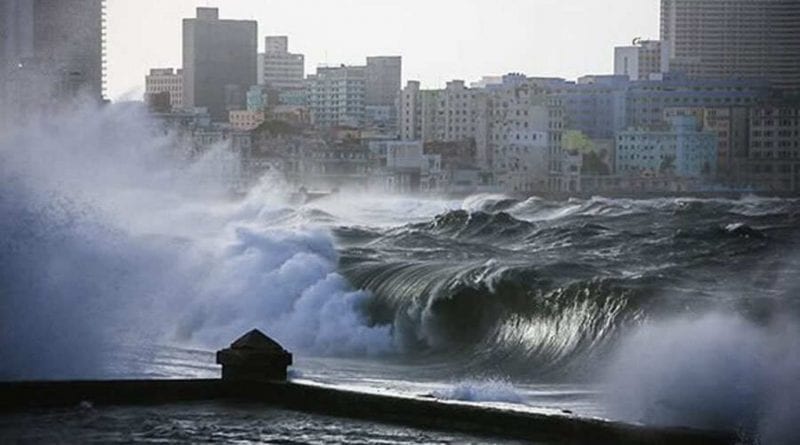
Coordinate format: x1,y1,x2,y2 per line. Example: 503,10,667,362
604,314,800,443
2,104,800,441
0,103,392,379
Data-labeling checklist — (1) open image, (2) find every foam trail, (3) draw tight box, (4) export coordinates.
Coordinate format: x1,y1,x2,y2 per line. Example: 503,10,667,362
0,103,393,379
603,314,800,444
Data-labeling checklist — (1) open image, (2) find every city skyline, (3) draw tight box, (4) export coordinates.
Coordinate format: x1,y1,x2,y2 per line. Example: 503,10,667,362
106,0,659,100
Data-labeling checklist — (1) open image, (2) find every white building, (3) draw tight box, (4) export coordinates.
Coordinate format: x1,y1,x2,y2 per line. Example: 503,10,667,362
145,68,183,109
614,39,663,81
398,79,489,166
368,140,443,193
308,65,365,128
488,80,565,193
260,36,304,91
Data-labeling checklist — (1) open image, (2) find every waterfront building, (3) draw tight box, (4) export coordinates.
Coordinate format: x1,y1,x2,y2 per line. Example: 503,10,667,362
616,115,718,178
399,80,489,165
368,140,443,193
487,77,565,193
552,75,630,141
743,105,800,193
663,106,750,181
182,8,257,121
397,81,422,140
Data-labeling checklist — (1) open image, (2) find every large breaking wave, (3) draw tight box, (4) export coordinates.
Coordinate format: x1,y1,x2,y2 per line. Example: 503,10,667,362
328,194,800,440
2,104,800,440
331,195,800,377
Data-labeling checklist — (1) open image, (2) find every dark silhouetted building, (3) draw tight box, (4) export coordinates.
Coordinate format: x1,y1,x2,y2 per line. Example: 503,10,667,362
1,0,104,121
365,56,402,130
182,7,257,121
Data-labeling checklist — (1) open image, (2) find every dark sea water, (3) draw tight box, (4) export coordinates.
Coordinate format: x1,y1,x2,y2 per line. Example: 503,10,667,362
0,402,528,444
2,107,800,443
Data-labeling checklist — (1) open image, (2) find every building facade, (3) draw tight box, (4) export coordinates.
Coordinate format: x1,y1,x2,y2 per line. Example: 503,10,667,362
489,92,553,193
663,106,751,181
260,36,304,91
661,0,800,93
1,0,104,122
308,65,365,128
368,140,443,193
625,74,774,130
552,75,630,140
744,105,800,192
614,39,663,81
398,80,441,143
229,110,265,131
182,7,257,122
145,68,183,110
616,115,718,178
365,56,402,130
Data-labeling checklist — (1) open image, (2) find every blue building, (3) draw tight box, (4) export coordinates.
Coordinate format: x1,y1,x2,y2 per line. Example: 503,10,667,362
616,115,718,178
552,75,630,140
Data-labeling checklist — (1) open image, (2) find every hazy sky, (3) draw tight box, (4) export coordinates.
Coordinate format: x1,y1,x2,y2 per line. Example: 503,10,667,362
106,0,660,100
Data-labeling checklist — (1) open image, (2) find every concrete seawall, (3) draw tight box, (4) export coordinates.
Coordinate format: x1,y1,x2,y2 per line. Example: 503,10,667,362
0,379,737,445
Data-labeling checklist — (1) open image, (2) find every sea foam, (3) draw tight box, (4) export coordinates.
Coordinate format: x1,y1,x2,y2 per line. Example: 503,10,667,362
432,379,526,404
0,102,393,380
604,314,800,444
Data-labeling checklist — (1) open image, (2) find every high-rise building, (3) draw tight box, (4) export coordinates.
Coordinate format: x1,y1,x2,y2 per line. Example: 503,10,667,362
614,39,663,81
145,68,183,110
398,80,441,143
260,36,305,91
365,56,401,131
1,0,104,120
661,0,800,92
365,56,402,108
308,65,366,128
182,7,257,121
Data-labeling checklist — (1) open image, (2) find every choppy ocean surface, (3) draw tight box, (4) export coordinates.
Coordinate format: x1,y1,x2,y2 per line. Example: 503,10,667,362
0,402,531,444
2,106,800,443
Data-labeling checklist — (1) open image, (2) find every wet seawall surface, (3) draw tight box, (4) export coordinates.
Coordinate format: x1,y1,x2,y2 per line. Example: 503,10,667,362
0,379,736,445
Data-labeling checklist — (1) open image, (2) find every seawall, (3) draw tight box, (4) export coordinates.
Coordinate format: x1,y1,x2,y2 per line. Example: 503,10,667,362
0,379,737,445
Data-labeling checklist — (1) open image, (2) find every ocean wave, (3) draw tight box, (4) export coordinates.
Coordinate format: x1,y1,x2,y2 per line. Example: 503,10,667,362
431,379,526,404
0,104,393,379
335,195,799,379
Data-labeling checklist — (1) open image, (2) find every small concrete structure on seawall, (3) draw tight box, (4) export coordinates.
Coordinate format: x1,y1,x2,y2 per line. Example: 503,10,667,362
216,329,293,382
0,329,738,445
